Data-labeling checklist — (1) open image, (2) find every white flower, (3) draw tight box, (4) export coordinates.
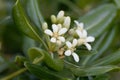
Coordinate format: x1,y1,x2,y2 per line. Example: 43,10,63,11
63,16,71,29
44,24,67,44
64,39,79,62
74,20,84,31
76,30,95,50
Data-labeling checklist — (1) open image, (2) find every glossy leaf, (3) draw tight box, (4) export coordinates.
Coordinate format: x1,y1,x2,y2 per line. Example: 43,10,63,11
92,32,107,51
94,74,110,80
28,47,63,71
23,36,36,56
114,0,120,9
65,61,120,77
25,62,72,80
28,47,44,63
78,4,117,37
92,49,120,66
78,49,97,66
27,0,44,31
12,0,48,50
89,27,116,62
75,49,97,56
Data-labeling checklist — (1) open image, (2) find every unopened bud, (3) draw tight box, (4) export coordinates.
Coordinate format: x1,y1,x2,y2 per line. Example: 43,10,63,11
51,15,57,23
42,22,48,30
57,24,62,29
58,48,64,56
57,10,64,20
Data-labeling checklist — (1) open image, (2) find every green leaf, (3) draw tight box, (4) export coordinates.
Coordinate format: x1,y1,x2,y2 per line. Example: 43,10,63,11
27,0,44,31
93,32,107,50
0,56,8,73
12,0,48,50
15,55,28,66
0,63,8,73
76,49,97,56
65,61,120,77
23,36,36,56
92,49,120,66
78,4,117,37
89,27,116,62
0,56,4,64
94,74,110,80
28,47,63,71
25,62,72,80
77,49,97,66
28,47,44,63
114,0,120,9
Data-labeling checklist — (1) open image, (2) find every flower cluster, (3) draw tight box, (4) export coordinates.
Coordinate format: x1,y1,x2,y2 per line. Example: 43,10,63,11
43,11,95,62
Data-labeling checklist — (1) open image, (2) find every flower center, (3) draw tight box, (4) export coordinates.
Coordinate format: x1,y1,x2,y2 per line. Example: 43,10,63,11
78,38,85,44
53,32,58,38
70,47,76,52
79,28,83,31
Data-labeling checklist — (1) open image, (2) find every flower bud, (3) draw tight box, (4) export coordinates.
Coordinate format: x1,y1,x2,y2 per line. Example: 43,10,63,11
51,15,57,23
42,22,48,30
57,10,64,20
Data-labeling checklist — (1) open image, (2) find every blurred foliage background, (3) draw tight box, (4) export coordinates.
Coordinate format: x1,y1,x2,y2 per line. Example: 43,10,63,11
0,0,120,80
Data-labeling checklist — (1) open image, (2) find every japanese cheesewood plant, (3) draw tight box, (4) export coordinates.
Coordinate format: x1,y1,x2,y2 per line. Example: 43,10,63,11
0,0,120,80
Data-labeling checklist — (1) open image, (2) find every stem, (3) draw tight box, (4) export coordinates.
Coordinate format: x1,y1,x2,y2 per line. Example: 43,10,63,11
0,68,27,80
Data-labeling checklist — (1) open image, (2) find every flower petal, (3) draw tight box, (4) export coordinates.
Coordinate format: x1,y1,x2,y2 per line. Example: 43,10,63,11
57,24,62,29
72,39,77,47
74,20,79,26
76,30,87,38
86,36,95,42
74,20,84,29
44,29,53,36
50,37,56,43
58,28,67,35
82,30,87,38
76,30,82,38
52,24,59,33
63,16,71,29
78,23,84,29
58,36,65,42
57,11,64,19
66,41,72,48
84,43,92,50
64,50,71,56
72,53,79,62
